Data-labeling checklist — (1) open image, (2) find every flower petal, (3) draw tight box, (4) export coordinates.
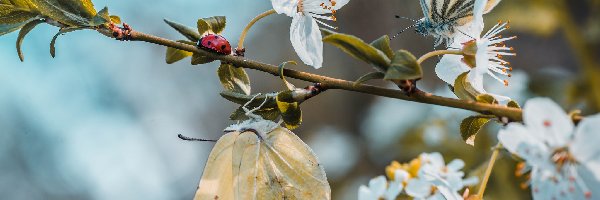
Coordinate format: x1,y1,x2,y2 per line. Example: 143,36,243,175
271,0,298,16
290,14,324,68
498,123,550,166
406,178,434,198
436,185,463,200
572,114,600,179
368,175,387,197
471,0,487,35
523,98,574,147
447,159,465,172
435,55,470,85
384,180,403,200
358,185,377,200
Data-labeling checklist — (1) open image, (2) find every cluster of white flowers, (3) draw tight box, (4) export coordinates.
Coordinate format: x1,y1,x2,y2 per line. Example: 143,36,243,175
498,98,600,199
358,152,477,200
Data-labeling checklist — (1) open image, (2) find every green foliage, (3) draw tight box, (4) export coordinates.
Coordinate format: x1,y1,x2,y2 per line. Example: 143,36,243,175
276,91,302,130
229,106,280,121
16,19,43,61
323,32,391,71
507,100,520,108
384,50,422,81
165,41,193,64
460,115,495,146
50,26,87,57
369,35,393,59
354,71,385,85
476,94,498,105
278,61,297,90
218,62,251,96
220,91,279,109
0,0,40,35
163,19,200,41
197,16,226,35
453,72,481,101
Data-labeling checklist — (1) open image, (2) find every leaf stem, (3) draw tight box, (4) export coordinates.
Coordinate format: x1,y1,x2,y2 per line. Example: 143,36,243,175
417,49,462,64
237,9,277,52
477,144,502,199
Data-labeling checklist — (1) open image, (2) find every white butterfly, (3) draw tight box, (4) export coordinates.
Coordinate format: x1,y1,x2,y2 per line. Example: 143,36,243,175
192,95,330,200
415,0,501,46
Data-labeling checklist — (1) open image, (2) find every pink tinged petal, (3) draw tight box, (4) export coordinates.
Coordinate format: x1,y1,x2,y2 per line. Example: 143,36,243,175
406,179,434,198
523,98,574,147
498,123,551,166
271,0,298,16
576,165,600,199
290,14,324,68
435,54,469,85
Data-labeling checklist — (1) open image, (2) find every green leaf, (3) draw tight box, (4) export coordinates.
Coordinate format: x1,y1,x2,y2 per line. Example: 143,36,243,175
453,72,481,101
220,91,278,109
109,15,120,24
191,52,215,65
0,4,38,25
276,91,302,130
16,18,43,61
166,44,192,64
476,94,498,104
323,33,391,70
164,19,200,41
384,50,422,80
91,6,109,26
354,71,385,85
370,35,393,59
197,16,226,35
229,106,280,121
29,0,97,26
507,100,520,108
50,26,87,57
218,62,251,95
319,27,336,38
278,61,297,90
460,115,495,146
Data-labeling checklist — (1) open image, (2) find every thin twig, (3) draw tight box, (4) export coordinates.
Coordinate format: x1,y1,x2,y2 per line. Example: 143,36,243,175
123,30,530,122
477,144,502,199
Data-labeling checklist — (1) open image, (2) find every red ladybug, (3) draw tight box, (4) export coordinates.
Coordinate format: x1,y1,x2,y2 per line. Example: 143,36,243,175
197,34,232,55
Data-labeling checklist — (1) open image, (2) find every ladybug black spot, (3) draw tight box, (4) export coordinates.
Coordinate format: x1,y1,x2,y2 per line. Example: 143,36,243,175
215,35,219,39
207,41,212,46
221,45,227,50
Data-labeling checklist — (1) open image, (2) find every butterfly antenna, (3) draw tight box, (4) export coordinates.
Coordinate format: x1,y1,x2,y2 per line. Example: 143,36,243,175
394,15,417,22
178,134,217,142
457,29,476,40
391,23,417,40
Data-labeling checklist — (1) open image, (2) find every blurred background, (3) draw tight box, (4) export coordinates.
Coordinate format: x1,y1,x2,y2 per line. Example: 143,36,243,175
1,0,599,199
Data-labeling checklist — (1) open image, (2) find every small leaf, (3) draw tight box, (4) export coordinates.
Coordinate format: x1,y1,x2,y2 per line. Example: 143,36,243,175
16,19,44,61
220,91,278,108
197,16,226,35
507,100,520,108
0,6,38,25
166,45,192,64
453,72,481,101
354,71,385,85
30,0,97,26
460,115,495,146
276,91,302,130
278,61,297,90
319,28,336,38
229,106,280,121
476,94,498,104
370,35,393,59
164,19,200,41
323,33,391,70
191,53,215,65
91,7,110,26
384,50,422,80
109,15,121,24
50,27,88,57
218,62,252,95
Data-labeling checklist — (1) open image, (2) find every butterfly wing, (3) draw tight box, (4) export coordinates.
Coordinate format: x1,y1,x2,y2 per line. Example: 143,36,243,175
194,132,238,200
257,127,331,199
420,0,433,22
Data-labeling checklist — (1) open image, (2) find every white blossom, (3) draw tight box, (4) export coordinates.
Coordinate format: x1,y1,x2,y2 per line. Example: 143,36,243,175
435,0,515,102
358,170,409,200
498,98,600,199
270,0,349,69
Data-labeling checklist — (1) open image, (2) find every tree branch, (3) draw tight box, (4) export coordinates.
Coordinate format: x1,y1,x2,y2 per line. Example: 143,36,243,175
125,30,532,122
